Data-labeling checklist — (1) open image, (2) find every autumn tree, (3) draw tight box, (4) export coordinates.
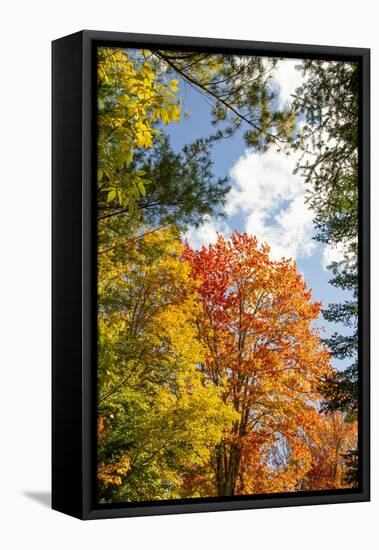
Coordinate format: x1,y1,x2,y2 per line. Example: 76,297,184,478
97,227,236,502
302,412,358,490
183,232,334,496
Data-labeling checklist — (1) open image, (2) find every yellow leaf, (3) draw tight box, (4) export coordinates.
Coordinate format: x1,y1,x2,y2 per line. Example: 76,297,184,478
170,79,180,92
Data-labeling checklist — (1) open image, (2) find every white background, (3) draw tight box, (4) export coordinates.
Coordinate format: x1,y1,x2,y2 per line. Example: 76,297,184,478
0,1,377,548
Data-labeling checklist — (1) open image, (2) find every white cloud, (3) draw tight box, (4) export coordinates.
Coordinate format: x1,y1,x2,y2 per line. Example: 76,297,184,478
271,58,304,110
227,150,316,262
185,149,317,263
184,216,230,250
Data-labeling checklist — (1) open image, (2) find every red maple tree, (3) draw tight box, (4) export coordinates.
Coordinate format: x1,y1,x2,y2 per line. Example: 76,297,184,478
183,232,334,495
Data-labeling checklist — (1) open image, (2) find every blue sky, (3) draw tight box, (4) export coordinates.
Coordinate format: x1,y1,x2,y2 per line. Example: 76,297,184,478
161,58,352,371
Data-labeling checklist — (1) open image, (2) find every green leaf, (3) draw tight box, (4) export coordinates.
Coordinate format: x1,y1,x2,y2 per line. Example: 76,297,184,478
137,181,146,197
129,186,140,200
107,189,116,203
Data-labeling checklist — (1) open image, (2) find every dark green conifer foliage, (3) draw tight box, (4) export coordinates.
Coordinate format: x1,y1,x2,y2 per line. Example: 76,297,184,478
293,59,359,485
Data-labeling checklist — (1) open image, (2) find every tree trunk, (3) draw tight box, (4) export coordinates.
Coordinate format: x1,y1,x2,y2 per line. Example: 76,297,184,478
216,441,241,496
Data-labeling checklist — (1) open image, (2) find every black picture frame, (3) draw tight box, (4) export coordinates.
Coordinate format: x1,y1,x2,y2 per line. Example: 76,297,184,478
52,30,370,520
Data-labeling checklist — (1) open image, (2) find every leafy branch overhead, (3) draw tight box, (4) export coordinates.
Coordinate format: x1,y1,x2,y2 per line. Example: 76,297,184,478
153,50,296,148
98,48,182,217
97,47,296,221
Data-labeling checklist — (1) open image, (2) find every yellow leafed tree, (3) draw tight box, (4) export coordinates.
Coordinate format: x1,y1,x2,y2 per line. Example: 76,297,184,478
97,227,237,502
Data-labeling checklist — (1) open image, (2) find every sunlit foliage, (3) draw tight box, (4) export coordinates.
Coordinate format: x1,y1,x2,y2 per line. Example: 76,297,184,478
97,228,237,501
183,232,335,495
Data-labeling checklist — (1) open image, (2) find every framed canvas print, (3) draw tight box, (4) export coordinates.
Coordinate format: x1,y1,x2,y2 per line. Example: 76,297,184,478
52,30,370,519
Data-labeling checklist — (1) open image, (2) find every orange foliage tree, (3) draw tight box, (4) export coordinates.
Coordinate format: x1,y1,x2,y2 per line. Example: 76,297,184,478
302,412,358,490
183,232,334,496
